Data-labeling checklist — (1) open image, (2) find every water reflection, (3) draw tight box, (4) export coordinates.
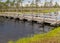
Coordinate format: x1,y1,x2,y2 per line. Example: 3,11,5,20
0,17,54,43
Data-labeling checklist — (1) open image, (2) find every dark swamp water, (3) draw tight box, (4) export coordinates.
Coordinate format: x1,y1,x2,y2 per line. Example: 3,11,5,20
0,17,55,43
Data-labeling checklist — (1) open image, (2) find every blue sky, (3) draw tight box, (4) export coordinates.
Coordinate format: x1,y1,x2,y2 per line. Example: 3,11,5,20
23,0,59,3
23,0,60,4
2,0,60,2
1,0,60,6
2,0,60,5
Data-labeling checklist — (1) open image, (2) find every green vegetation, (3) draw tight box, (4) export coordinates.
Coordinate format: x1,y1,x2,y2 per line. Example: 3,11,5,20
0,8,59,14
8,27,60,43
0,0,59,13
0,0,60,10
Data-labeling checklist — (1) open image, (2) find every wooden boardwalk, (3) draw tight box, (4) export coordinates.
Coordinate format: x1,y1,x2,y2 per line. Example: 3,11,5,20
0,12,60,26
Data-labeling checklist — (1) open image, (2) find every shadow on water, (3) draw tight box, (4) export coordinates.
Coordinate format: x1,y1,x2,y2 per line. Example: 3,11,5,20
0,17,55,43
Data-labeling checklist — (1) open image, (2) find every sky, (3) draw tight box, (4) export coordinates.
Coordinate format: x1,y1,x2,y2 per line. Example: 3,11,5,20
23,0,60,6
1,0,60,6
2,0,60,3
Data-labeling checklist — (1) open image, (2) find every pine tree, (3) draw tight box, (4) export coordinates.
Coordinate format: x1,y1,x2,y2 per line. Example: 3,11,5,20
54,2,59,8
44,0,47,7
50,0,53,7
35,0,40,6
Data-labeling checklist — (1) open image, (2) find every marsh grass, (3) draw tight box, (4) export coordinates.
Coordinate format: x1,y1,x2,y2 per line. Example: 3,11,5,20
0,8,59,14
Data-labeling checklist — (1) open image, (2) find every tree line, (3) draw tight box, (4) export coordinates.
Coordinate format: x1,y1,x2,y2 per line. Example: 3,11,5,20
0,0,60,9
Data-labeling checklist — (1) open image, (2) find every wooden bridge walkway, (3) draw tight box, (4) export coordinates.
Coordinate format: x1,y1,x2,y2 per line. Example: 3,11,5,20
0,12,60,26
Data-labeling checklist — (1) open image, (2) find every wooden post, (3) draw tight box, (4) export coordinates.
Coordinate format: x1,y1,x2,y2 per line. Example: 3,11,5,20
32,0,34,22
56,10,58,27
43,13,45,32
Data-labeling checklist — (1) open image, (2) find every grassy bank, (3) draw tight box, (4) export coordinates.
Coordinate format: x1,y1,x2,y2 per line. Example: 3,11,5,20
8,27,60,43
0,8,60,14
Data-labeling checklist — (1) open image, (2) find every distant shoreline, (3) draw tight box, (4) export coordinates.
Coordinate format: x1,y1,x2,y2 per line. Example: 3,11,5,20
0,8,60,13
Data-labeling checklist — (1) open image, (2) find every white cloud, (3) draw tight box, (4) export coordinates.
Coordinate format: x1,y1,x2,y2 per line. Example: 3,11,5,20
22,1,60,7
